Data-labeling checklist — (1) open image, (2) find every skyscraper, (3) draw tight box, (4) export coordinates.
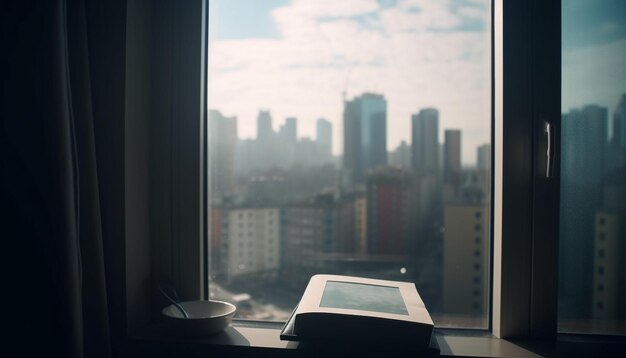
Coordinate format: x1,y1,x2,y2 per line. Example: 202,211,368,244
592,211,622,320
316,117,332,160
591,175,626,321
257,110,274,141
343,93,387,184
235,138,255,175
366,167,416,255
256,110,276,169
560,104,608,319
443,203,489,319
477,143,491,171
279,117,298,167
444,129,462,184
411,108,439,174
209,110,237,195
613,94,626,149
610,94,626,170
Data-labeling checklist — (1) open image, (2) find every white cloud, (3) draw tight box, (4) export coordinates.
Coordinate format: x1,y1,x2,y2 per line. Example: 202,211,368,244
275,0,379,19
208,0,491,165
389,0,462,31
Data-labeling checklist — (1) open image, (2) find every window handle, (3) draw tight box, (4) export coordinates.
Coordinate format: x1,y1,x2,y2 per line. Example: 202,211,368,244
543,121,554,178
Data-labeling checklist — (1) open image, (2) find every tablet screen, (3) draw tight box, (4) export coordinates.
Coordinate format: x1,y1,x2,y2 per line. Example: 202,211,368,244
319,280,409,315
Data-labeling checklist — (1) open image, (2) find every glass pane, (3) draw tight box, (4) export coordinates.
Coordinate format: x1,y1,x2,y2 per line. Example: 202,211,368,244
207,0,492,329
559,0,626,334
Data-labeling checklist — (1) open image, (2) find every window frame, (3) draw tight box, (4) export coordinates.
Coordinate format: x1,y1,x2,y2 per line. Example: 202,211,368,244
492,0,561,339
119,0,626,355
131,0,567,346
194,0,563,339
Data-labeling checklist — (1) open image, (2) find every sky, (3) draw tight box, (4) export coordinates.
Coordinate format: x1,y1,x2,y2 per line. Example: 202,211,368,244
561,0,626,131
207,0,626,162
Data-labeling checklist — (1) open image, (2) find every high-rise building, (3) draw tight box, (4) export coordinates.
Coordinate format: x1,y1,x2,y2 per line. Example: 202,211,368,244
280,192,368,289
282,117,297,143
592,159,626,320
279,117,298,167
366,166,417,255
412,108,439,174
343,93,387,184
235,138,255,175
257,110,274,141
209,110,237,195
220,207,281,282
443,168,490,204
477,144,491,171
316,118,332,160
281,196,334,289
256,110,277,169
444,129,462,184
442,204,489,321
610,94,626,170
295,137,319,167
337,193,368,256
210,207,225,278
613,94,626,148
559,104,608,319
389,140,411,168
592,211,623,320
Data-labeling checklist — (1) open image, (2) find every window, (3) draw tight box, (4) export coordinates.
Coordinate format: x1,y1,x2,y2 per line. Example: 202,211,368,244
558,0,626,335
207,0,492,328
116,0,626,354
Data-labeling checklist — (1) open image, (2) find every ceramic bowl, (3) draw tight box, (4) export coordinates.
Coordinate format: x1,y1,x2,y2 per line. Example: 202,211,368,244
162,300,236,336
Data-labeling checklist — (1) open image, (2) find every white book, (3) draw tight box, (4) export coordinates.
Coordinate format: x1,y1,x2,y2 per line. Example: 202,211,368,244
280,274,435,347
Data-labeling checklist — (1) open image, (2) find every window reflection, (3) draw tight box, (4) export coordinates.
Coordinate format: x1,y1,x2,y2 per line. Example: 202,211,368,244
559,0,626,334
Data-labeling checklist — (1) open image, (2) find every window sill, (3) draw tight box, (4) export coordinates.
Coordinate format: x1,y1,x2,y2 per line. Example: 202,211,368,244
128,322,581,357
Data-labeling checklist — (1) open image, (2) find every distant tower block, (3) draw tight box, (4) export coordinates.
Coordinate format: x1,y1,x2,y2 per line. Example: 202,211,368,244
343,93,387,184
444,129,461,184
316,118,333,160
412,108,439,174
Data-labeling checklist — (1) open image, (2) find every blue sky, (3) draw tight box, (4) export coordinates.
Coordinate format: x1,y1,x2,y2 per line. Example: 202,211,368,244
214,0,486,39
213,0,288,40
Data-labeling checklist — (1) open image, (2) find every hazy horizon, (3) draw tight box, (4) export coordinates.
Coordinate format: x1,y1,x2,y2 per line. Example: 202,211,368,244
207,0,626,162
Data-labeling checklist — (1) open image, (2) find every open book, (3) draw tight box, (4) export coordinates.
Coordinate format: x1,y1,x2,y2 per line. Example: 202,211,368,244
280,274,435,348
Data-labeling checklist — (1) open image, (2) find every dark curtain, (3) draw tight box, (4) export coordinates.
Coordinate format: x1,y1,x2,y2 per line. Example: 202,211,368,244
2,0,125,357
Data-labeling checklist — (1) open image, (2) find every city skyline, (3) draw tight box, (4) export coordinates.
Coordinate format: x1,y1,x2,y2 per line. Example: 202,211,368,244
208,92,625,324
209,89,626,169
208,0,625,162
210,102,490,169
208,0,492,164
206,0,625,329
